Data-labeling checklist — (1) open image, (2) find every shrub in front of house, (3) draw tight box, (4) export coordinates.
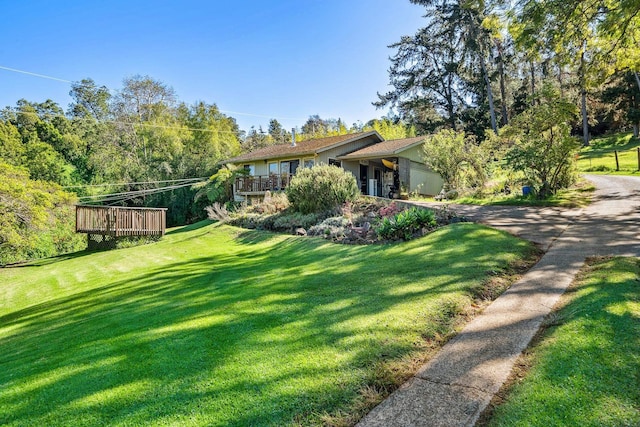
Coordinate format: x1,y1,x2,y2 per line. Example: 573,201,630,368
375,207,437,241
286,164,359,214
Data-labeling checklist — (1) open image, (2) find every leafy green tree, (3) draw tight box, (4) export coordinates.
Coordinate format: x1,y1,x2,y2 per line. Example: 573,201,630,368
24,140,72,184
500,85,579,198
376,23,464,130
243,126,270,152
193,164,248,204
0,121,23,165
514,0,608,145
268,118,291,144
378,0,509,134
4,99,78,185
0,161,84,265
301,115,330,137
422,128,488,190
69,78,111,120
601,71,640,137
179,101,241,176
68,79,114,181
363,118,416,140
114,75,176,122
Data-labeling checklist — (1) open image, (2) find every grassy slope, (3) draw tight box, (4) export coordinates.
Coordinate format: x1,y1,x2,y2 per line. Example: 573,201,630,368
486,257,640,427
0,221,535,426
578,132,640,175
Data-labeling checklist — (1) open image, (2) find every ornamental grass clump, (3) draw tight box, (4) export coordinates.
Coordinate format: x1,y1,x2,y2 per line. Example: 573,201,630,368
286,164,359,214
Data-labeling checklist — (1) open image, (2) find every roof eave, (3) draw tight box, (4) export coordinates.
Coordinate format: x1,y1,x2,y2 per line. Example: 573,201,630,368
226,149,318,163
392,138,427,153
315,130,384,154
337,138,427,161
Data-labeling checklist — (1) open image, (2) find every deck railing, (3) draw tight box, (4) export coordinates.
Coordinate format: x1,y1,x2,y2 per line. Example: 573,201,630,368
235,174,292,193
76,205,167,237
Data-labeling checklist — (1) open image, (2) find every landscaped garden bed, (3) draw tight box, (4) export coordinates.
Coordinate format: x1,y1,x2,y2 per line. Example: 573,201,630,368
214,194,466,245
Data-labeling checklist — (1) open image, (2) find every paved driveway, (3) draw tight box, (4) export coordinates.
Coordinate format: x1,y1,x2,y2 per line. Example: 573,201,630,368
412,174,640,255
358,174,640,427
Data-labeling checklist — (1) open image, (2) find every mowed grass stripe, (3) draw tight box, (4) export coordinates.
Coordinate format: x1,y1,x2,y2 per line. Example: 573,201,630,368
1,221,534,426
485,257,640,427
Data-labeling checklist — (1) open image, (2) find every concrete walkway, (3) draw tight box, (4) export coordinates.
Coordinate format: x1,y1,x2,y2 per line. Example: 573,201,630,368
357,175,640,427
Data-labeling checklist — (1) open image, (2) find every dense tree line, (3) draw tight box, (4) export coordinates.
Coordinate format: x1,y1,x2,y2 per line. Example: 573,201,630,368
1,75,243,228
377,0,640,142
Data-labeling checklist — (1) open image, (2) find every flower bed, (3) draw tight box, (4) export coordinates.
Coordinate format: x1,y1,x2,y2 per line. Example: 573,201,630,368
214,195,467,244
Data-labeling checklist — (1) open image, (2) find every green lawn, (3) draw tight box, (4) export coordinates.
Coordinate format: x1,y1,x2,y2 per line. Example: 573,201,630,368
432,177,594,208
578,132,640,175
485,257,640,427
453,181,594,208
0,221,536,426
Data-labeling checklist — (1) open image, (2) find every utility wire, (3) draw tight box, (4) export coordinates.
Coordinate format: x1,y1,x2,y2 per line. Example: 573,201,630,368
64,177,207,189
0,64,307,122
0,65,72,83
78,181,202,204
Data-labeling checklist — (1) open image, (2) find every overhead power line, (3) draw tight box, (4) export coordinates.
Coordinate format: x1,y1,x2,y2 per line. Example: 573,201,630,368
0,65,72,83
78,180,205,205
64,177,207,189
0,64,307,122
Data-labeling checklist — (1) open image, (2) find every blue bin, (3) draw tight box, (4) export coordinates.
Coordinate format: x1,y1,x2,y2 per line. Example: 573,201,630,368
522,186,532,196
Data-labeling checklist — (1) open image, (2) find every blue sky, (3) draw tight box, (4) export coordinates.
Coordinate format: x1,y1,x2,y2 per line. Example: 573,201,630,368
0,1,425,132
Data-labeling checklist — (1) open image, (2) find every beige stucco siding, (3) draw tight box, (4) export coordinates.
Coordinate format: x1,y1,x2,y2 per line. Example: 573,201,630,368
409,161,444,195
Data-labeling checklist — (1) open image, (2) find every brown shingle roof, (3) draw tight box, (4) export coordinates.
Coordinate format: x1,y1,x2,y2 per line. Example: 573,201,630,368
226,131,382,163
337,136,427,160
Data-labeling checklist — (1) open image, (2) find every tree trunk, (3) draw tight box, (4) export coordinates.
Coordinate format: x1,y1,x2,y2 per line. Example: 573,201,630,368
579,43,589,146
446,75,457,130
634,72,640,137
557,63,564,97
530,60,536,103
581,88,589,146
480,56,497,132
496,40,509,126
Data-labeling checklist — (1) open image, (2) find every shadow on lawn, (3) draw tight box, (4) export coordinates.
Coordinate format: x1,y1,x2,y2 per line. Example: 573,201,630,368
0,224,531,426
479,257,640,426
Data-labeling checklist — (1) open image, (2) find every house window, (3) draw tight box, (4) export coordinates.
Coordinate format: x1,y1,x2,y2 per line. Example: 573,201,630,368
303,158,315,168
289,160,300,174
280,160,300,174
328,158,341,167
243,164,255,175
268,162,278,175
280,161,290,175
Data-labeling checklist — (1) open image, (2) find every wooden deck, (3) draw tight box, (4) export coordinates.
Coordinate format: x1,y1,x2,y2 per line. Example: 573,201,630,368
235,174,292,194
76,205,167,237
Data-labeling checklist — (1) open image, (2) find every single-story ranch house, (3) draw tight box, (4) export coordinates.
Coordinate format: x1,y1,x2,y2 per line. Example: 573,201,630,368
225,131,444,203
